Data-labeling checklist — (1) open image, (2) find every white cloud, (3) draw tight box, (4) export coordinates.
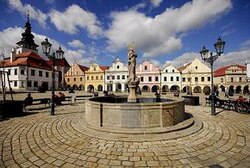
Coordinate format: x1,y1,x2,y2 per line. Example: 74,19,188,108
8,0,47,27
240,40,250,50
215,49,250,68
163,52,201,68
68,39,84,48
150,0,163,7
0,27,97,66
49,4,103,36
106,0,232,58
161,49,250,70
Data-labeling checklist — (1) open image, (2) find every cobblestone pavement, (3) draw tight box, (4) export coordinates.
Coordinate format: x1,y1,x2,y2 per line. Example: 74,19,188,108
0,104,249,168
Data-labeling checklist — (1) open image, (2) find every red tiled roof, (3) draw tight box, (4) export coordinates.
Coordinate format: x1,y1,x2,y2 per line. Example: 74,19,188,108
100,66,109,70
47,58,70,67
214,64,246,77
0,51,52,70
177,62,191,72
16,51,44,60
78,64,89,72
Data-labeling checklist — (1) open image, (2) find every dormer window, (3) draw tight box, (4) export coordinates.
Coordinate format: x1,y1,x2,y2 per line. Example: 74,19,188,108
144,66,148,70
117,65,120,69
165,70,168,73
195,66,198,69
172,69,174,72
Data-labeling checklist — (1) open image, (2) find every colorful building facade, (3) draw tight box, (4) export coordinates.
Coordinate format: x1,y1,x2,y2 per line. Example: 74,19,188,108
65,63,88,90
161,65,181,92
85,63,108,92
178,58,211,94
136,60,160,92
105,58,128,92
214,64,249,94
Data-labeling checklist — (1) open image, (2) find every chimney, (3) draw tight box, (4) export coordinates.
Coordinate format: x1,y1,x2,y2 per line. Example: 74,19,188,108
10,48,16,63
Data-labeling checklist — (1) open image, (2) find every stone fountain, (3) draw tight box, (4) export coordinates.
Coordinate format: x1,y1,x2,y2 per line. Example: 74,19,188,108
84,46,190,137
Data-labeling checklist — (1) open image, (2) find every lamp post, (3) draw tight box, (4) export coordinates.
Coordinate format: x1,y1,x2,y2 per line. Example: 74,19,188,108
41,37,64,115
200,37,225,115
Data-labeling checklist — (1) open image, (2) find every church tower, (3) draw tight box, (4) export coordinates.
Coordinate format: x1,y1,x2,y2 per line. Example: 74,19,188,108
15,14,38,54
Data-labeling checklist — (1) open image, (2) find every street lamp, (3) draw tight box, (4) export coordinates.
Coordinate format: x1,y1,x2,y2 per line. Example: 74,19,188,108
41,37,64,115
200,37,225,115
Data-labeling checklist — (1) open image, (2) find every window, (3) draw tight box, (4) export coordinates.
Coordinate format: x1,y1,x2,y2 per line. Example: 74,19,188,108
112,76,115,80
176,77,179,81
195,77,198,82
182,77,186,82
221,78,223,83
164,77,167,81
201,77,204,82
67,78,70,82
74,78,76,81
171,76,173,81
208,77,210,81
96,76,98,80
34,81,38,87
31,69,35,76
144,66,148,70
195,66,198,69
80,77,82,81
155,76,158,81
231,77,233,82
46,72,49,78
149,76,152,82
20,69,25,75
100,76,103,80
14,69,17,75
107,76,110,80
91,76,94,80
172,69,175,72
7,69,11,75
14,81,17,87
140,77,144,82
165,70,168,73
188,77,191,82
27,81,32,87
117,75,120,80
117,65,120,69
87,76,89,80
239,77,242,82
39,71,43,77
122,75,125,79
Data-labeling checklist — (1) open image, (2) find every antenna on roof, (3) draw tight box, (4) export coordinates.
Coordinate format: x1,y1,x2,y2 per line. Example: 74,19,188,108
27,10,30,22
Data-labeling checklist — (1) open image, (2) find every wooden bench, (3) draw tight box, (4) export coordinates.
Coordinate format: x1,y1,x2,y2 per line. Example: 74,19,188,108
31,98,51,106
61,96,73,104
74,95,93,102
205,97,211,106
23,98,51,111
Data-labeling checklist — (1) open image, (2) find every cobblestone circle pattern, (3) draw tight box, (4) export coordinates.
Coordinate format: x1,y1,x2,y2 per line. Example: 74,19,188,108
0,104,250,168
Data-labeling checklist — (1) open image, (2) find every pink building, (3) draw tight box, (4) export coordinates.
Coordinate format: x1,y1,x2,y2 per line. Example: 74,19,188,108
136,61,161,92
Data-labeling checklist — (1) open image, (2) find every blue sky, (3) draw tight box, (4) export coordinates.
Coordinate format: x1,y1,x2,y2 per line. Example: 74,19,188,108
0,0,250,69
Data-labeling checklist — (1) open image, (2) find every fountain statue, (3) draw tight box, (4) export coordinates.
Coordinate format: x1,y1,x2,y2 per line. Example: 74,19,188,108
127,44,139,103
84,44,187,132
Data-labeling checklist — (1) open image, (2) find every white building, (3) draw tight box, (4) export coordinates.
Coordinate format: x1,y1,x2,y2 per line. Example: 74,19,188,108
161,65,181,92
105,58,128,92
246,60,250,82
0,16,65,91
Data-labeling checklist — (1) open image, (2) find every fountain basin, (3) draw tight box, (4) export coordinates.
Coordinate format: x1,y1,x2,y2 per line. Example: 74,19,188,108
85,96,186,129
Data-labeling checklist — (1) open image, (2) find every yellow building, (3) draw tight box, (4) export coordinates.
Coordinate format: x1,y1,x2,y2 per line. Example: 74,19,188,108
85,63,108,92
178,58,211,94
65,63,88,90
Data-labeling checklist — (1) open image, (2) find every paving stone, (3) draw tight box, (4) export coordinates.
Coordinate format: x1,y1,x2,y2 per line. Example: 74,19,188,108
0,103,249,167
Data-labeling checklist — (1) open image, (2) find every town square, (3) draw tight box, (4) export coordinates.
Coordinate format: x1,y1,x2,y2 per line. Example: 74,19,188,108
0,0,250,167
